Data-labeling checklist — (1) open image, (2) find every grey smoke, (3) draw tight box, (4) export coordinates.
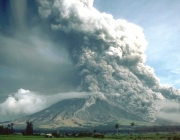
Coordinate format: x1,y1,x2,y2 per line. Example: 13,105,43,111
155,99,180,123
36,0,180,122
1,0,180,123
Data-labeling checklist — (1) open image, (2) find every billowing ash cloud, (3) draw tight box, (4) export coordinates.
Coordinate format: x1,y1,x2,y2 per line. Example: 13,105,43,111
36,0,180,122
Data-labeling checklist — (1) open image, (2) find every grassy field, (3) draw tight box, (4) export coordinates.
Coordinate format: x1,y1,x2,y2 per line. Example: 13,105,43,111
1,133,180,140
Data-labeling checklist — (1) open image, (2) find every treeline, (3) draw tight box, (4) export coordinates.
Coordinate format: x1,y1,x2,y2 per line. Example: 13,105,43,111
0,123,14,135
136,125,180,133
0,121,33,135
103,125,180,134
1,121,180,136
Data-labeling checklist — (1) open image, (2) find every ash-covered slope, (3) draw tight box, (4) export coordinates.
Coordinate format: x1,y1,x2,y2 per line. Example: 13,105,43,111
11,97,141,129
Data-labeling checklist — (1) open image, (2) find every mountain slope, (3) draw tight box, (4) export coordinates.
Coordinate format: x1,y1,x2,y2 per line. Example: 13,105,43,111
8,98,143,129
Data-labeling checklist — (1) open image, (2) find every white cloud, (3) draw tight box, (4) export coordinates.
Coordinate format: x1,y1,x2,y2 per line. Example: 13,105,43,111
0,89,46,118
0,89,90,122
157,112,180,123
170,69,180,75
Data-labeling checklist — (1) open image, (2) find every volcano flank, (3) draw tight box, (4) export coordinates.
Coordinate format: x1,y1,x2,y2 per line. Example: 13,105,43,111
6,98,144,129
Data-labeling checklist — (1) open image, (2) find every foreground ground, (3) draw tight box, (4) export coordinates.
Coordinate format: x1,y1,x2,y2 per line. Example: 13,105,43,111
1,133,180,140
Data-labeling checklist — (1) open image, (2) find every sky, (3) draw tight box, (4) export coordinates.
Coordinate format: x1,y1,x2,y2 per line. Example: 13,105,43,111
93,0,180,88
0,0,180,122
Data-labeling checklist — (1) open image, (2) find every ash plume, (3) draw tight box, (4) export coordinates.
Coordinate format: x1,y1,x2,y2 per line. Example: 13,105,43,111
36,0,180,122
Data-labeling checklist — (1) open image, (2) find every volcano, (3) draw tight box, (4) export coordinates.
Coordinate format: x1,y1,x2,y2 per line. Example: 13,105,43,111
5,97,147,129
2,95,177,130
1,0,180,127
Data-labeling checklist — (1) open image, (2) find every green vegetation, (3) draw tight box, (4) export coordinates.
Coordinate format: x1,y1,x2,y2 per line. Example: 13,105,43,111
1,133,180,140
0,135,46,140
1,121,180,140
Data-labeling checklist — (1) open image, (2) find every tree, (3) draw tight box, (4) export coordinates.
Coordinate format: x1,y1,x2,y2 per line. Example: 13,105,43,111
115,123,119,135
26,121,33,135
0,125,4,134
4,127,9,135
7,124,10,135
130,122,135,134
10,123,14,134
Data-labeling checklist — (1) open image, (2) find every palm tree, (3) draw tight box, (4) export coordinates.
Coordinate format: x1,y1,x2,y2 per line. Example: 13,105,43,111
10,123,14,134
7,124,10,135
115,123,119,135
7,124,10,129
130,122,135,134
26,121,33,135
